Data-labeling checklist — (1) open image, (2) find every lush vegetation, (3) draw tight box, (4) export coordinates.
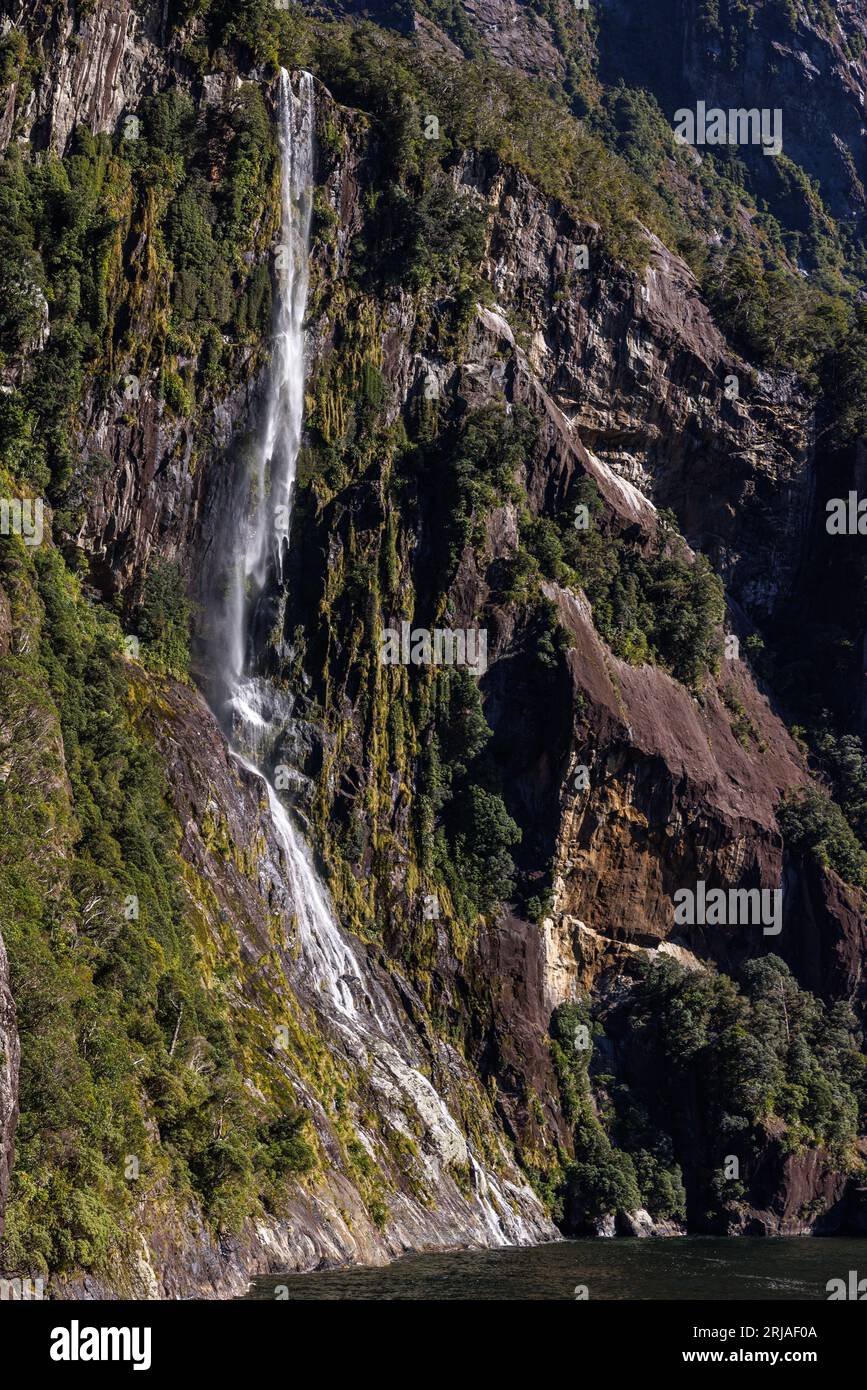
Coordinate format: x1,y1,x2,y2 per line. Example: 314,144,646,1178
550,1000,686,1228
778,784,867,894
0,38,308,1281
131,557,193,677
298,400,530,931
0,530,315,1277
520,477,725,688
589,70,867,388
420,668,521,918
550,954,866,1230
166,3,676,269
0,67,278,537
627,955,867,1191
2,0,866,1275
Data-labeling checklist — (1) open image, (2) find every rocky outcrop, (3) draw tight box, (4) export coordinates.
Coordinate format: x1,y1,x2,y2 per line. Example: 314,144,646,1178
123,672,555,1297
732,1135,853,1237
3,0,170,157
411,0,867,232
461,155,814,619
617,1208,686,1238
282,82,865,1235
56,1168,542,1300
539,571,867,1008
76,362,267,598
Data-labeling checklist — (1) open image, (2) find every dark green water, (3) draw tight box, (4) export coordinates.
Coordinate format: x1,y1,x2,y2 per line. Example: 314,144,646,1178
243,1237,867,1300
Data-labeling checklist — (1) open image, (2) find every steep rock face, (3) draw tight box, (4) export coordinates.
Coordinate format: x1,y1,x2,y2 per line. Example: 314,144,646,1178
438,348,863,1232
735,1138,851,1237
547,583,799,948
3,1,866,1294
297,111,812,618
126,674,554,1297
291,110,841,991
261,85,866,1234
2,0,170,157
406,0,867,236
462,154,813,619
2,8,263,620
533,563,867,1058
8,21,559,1291
598,0,867,227
0,930,19,1241
77,363,266,597
2,2,279,600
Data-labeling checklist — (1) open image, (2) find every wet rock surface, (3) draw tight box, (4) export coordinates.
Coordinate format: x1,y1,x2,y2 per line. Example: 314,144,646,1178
128,675,556,1297
0,931,19,1242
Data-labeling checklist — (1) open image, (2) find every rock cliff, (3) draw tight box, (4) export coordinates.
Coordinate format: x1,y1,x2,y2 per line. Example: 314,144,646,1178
1,0,866,1296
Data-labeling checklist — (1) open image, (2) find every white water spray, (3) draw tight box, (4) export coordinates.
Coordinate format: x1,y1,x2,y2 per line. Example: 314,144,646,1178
232,751,361,1017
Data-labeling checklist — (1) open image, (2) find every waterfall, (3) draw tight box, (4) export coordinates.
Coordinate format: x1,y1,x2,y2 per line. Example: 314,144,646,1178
214,68,362,1017
225,68,313,699
203,68,547,1247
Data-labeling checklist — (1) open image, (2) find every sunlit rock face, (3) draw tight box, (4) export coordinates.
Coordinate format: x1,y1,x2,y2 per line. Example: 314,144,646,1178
3,0,867,1295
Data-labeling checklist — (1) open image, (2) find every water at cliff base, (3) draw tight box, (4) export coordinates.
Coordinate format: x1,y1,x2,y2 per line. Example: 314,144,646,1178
242,1237,867,1300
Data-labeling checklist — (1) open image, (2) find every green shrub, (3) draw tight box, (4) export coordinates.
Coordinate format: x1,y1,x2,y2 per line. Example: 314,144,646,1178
551,479,725,688
419,668,521,919
629,954,866,1168
132,558,192,678
0,543,311,1274
550,1002,644,1225
778,785,867,894
160,366,194,418
439,784,521,916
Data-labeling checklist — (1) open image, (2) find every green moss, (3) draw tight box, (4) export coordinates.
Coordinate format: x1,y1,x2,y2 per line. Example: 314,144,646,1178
0,532,339,1273
130,557,192,679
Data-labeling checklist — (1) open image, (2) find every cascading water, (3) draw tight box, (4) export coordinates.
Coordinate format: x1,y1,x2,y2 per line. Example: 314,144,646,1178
223,69,313,734
205,68,547,1247
214,68,362,1019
